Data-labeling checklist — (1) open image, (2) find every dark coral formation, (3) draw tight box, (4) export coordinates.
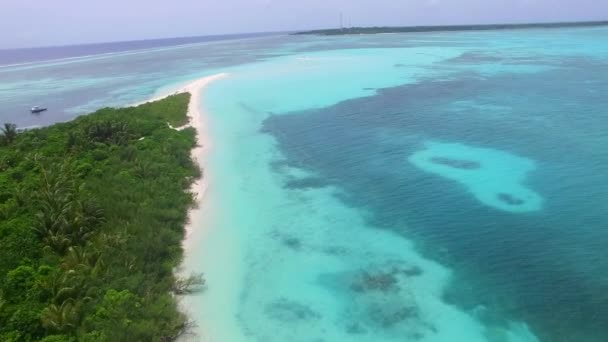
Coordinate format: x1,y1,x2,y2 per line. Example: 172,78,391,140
346,322,368,334
350,265,423,293
283,236,302,250
402,266,423,277
367,303,419,327
269,231,304,251
351,271,399,293
285,177,329,189
447,52,504,64
323,246,349,256
317,263,434,339
497,193,525,205
264,298,321,322
430,156,480,170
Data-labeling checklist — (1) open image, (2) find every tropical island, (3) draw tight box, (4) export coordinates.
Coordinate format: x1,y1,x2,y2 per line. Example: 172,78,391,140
294,20,608,36
0,94,204,341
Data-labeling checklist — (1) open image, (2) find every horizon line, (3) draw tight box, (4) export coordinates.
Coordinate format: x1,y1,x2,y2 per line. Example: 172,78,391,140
0,30,290,51
297,19,608,34
3,18,607,51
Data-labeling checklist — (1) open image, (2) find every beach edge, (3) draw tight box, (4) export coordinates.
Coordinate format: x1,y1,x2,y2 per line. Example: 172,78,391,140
133,73,228,340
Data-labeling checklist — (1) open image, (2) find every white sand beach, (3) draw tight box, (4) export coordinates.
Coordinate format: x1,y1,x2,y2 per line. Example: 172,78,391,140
133,73,228,241
136,74,233,341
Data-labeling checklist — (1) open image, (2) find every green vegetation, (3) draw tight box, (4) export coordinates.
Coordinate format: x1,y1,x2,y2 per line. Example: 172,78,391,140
1,123,18,145
294,20,608,36
0,94,204,341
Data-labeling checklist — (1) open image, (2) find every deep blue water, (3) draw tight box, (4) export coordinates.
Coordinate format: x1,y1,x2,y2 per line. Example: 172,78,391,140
263,51,608,341
0,32,278,66
0,34,296,128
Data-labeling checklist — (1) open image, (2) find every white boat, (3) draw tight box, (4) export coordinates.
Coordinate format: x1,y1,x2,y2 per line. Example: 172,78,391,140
30,106,47,113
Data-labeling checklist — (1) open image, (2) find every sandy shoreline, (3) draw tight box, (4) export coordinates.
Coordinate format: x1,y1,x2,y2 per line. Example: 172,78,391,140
132,73,227,240
133,74,228,341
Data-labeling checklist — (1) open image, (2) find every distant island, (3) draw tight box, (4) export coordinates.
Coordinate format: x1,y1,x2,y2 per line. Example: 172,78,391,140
294,20,608,36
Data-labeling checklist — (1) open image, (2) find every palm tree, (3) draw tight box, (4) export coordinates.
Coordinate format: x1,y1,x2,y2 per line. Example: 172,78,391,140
32,161,76,254
61,246,105,277
40,231,73,255
32,159,105,255
134,159,152,179
50,279,78,305
86,120,130,144
41,268,93,305
41,299,80,333
68,199,104,245
32,191,73,254
1,123,17,145
0,290,6,312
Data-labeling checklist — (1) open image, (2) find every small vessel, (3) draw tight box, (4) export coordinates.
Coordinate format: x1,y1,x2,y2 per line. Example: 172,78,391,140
30,106,47,114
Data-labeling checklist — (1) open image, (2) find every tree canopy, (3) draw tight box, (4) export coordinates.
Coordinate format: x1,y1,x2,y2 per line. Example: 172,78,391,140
0,94,201,341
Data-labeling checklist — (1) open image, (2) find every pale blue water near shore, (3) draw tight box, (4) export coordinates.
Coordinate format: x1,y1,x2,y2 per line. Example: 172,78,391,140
2,26,608,341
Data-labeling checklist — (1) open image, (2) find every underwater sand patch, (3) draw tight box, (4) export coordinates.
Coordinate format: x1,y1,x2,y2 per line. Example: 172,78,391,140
409,142,543,213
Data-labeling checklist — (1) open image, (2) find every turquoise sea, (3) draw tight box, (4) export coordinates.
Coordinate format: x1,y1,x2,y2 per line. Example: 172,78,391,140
2,26,608,341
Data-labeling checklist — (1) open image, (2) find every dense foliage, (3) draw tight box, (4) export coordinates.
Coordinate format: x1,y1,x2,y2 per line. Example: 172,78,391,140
0,94,202,341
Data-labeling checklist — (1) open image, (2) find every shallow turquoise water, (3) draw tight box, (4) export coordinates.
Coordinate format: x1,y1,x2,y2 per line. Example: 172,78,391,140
2,27,608,341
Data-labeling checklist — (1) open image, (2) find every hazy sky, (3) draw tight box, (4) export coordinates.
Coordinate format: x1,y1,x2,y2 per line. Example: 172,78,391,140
1,0,606,48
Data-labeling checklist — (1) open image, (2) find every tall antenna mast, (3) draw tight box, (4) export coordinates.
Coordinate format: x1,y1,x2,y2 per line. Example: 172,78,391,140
340,12,344,30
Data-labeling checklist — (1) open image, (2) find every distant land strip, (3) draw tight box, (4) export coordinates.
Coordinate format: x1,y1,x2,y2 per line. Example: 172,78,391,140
294,20,608,36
